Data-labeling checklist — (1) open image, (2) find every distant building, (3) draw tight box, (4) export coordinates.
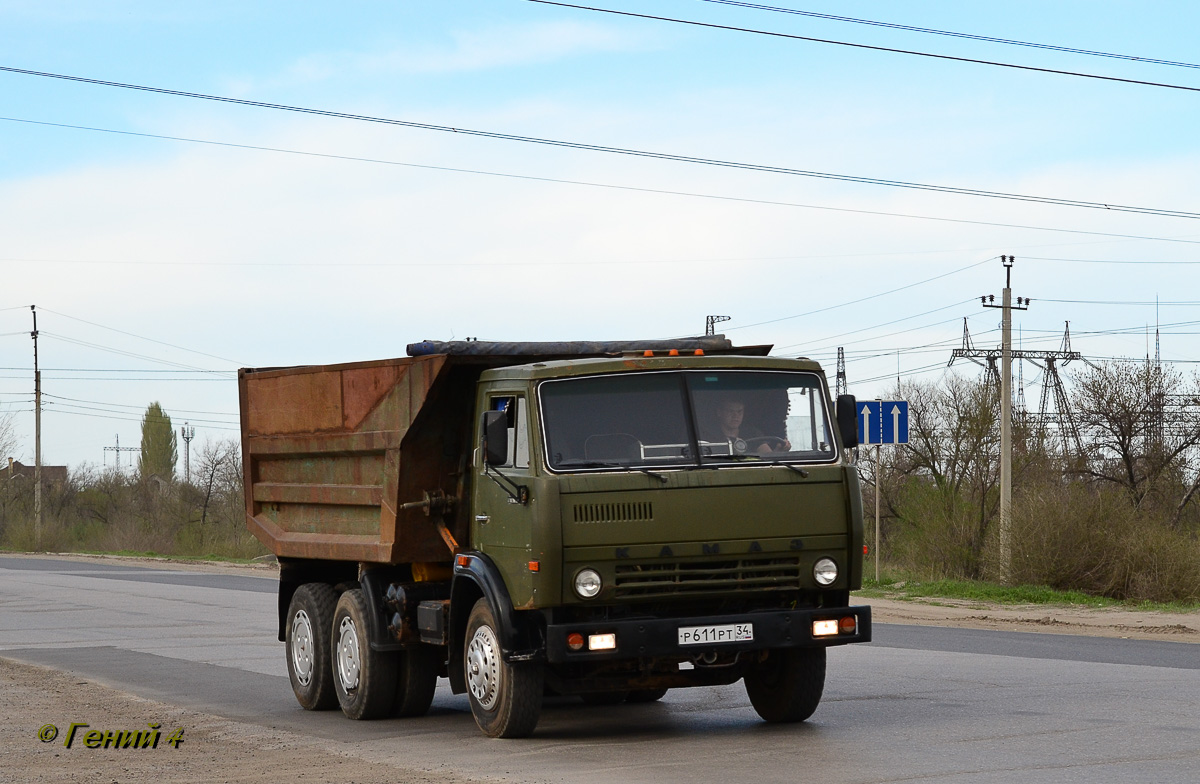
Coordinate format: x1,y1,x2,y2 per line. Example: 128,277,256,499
5,459,69,489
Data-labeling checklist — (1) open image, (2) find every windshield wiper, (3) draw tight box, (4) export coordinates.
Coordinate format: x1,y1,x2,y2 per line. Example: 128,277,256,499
705,454,809,477
768,460,809,477
562,460,669,483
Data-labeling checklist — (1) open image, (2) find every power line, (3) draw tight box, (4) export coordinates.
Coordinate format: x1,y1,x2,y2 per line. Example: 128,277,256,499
2,70,1198,220
526,1,1200,96
854,360,949,385
785,308,978,353
0,376,233,381
44,407,240,431
41,392,236,417
695,1,1200,70
0,367,235,375
43,400,236,427
42,332,219,373
1024,256,1200,265
731,257,994,332
7,117,1200,247
40,307,243,365
1039,299,1200,305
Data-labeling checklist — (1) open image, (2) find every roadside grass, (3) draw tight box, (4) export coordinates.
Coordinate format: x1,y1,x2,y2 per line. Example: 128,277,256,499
856,576,1200,613
0,546,275,567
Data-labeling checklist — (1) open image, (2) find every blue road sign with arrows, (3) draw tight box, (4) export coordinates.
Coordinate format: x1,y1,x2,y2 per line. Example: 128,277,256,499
859,400,909,444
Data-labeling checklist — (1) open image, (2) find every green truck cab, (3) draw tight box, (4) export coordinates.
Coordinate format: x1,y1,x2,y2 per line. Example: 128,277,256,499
240,337,870,738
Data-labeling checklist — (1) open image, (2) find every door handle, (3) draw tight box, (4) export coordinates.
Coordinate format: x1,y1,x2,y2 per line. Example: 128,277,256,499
475,514,490,524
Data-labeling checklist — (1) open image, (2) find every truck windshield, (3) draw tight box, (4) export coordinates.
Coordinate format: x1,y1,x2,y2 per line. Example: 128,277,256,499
539,370,836,471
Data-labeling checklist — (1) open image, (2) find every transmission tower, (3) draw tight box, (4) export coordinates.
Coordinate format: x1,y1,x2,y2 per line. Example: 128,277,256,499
950,319,1084,459
705,315,731,336
835,347,848,397
1148,310,1166,449
103,434,140,472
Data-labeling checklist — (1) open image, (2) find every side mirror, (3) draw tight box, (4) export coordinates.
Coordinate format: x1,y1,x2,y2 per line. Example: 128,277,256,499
482,410,509,466
836,394,859,448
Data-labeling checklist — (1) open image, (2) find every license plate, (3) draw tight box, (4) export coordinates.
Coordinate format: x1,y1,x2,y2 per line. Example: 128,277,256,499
678,623,754,646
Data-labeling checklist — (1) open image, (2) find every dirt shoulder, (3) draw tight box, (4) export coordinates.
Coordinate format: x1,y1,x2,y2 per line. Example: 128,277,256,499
863,595,1200,643
0,657,478,784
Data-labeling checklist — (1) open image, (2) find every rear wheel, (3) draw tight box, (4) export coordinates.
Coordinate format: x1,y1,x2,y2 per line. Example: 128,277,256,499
744,647,826,723
332,589,398,720
393,644,441,717
464,598,543,738
286,583,338,711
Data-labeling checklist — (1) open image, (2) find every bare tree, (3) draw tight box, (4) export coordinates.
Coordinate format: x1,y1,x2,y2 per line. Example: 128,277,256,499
1071,360,1200,523
197,438,242,526
0,410,18,464
879,374,1001,579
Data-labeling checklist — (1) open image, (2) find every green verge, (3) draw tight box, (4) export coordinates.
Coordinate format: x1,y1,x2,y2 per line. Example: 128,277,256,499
855,577,1200,613
0,546,274,567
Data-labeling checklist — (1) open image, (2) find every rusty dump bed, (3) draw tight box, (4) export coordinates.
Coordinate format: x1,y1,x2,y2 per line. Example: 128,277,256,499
240,354,469,564
240,337,768,565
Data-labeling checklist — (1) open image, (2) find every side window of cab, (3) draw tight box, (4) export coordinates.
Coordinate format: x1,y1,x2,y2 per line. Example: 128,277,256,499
491,396,529,469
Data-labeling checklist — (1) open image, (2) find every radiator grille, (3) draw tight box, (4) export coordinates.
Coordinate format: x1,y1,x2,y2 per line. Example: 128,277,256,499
573,501,653,524
614,557,802,598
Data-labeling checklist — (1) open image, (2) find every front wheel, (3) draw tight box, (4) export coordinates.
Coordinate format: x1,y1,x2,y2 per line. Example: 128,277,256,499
332,589,398,720
744,647,826,723
464,598,543,738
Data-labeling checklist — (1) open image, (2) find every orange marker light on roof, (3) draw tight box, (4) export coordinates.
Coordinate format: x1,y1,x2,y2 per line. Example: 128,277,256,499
643,350,654,357
668,349,679,356
694,349,704,356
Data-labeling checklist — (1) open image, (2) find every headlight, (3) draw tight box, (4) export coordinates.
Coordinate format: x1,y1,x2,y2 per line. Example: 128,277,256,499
573,568,602,599
813,557,838,586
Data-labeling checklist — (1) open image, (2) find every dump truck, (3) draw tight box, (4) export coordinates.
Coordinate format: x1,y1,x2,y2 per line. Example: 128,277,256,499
239,337,870,738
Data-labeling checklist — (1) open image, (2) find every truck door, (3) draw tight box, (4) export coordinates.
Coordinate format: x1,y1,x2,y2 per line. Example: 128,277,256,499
473,394,536,605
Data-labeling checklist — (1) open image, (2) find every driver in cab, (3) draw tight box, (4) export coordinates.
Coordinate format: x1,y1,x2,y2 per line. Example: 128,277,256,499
707,397,790,455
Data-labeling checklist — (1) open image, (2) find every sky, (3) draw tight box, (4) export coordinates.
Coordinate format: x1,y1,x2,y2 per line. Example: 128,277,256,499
2,0,1199,471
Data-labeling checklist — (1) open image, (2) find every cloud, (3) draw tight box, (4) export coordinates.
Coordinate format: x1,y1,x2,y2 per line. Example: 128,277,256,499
249,20,653,92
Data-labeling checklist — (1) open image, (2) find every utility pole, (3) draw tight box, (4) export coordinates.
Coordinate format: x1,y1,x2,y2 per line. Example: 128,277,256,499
981,256,1028,583
180,422,196,484
705,315,730,336
30,305,41,549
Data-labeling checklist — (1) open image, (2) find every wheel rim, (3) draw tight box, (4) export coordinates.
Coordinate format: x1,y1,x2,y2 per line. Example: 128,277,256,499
336,615,361,692
290,609,315,686
466,623,501,711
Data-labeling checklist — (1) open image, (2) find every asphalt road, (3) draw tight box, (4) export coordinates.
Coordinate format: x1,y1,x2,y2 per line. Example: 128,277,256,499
2,555,1197,784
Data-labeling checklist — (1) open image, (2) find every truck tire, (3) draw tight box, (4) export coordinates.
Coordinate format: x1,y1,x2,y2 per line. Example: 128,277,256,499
744,647,826,723
393,644,440,718
332,589,398,720
285,583,338,711
464,598,543,738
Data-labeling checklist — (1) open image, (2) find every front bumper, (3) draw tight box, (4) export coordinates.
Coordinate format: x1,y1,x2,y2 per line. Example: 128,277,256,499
545,605,871,663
